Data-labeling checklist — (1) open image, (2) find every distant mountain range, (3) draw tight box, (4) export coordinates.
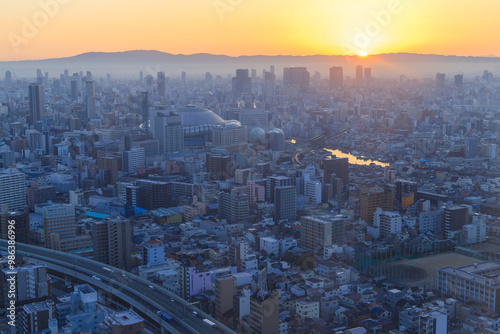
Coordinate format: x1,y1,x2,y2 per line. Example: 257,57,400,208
2,50,500,79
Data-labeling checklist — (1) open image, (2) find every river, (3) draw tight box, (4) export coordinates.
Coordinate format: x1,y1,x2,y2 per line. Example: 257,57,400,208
323,148,389,167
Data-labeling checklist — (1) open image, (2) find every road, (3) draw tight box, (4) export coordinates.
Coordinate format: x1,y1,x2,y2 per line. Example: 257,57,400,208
0,241,235,334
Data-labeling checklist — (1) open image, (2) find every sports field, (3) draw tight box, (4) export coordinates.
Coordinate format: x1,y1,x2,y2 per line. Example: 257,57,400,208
378,252,480,288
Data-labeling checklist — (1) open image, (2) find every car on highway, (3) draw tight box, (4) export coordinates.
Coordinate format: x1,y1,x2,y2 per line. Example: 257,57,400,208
157,311,174,324
192,311,198,316
91,275,102,281
203,318,217,328
149,285,155,290
102,267,114,273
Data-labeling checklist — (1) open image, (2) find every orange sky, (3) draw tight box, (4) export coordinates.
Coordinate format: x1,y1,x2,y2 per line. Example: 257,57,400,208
0,0,498,61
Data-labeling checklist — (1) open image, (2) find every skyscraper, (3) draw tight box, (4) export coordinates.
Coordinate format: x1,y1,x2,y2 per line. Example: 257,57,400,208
283,67,310,90
29,83,44,126
157,72,166,103
5,71,12,87
43,204,76,249
329,66,343,89
274,186,297,222
141,91,149,133
92,217,132,270
355,65,364,86
85,81,96,119
436,73,446,89
465,137,479,158
0,167,27,211
323,157,349,185
454,74,463,88
122,147,145,174
232,69,252,96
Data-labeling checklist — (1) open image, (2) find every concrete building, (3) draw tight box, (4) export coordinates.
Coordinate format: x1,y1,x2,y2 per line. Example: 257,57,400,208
0,264,49,308
436,262,500,314
0,167,27,211
105,309,145,334
274,186,297,222
360,188,394,222
260,237,279,257
249,291,279,334
215,275,236,323
122,147,145,174
373,209,402,238
296,300,320,320
300,215,345,252
43,204,76,249
0,207,29,244
142,239,165,266
151,110,184,155
92,217,132,270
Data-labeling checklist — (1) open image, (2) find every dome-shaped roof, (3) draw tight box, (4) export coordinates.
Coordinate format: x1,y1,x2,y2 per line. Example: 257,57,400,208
249,127,266,144
268,128,284,135
173,105,225,127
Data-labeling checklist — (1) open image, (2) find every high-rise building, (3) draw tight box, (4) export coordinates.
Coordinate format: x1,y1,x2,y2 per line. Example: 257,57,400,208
70,80,78,100
232,69,252,96
263,71,276,100
266,176,292,203
329,67,343,89
359,188,394,222
27,183,56,210
215,275,236,322
219,190,249,223
97,151,122,185
274,186,296,222
122,147,145,174
355,65,363,86
454,74,463,88
373,209,402,238
0,207,29,244
0,265,49,308
135,179,171,210
29,83,44,126
283,67,310,90
364,67,372,84
465,137,479,159
85,80,96,119
1,151,15,168
249,291,279,334
5,71,12,87
151,111,184,155
157,72,166,103
444,205,469,239
141,91,149,133
43,204,76,249
19,301,54,334
323,157,349,185
0,167,27,211
300,215,345,251
207,153,233,180
92,217,132,270
436,73,446,89
396,180,418,209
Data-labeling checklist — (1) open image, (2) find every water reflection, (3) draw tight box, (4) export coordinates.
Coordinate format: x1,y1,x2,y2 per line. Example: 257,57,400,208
323,148,389,167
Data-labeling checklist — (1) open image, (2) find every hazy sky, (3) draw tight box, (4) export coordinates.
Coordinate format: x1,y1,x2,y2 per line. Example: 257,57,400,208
0,0,497,61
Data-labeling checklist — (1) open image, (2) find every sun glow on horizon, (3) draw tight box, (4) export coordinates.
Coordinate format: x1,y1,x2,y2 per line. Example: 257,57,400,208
358,50,368,57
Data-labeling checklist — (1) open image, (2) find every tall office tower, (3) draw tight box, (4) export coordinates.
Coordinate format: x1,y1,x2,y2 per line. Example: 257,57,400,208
274,186,297,222
142,239,165,265
373,208,402,238
92,217,132,270
232,69,252,96
249,291,279,334
29,83,44,126
444,205,469,239
465,137,479,158
0,167,27,211
329,66,343,89
36,69,43,83
43,204,76,249
436,73,446,89
140,91,149,133
5,71,12,87
0,207,29,244
157,72,166,103
96,151,122,185
181,71,187,82
86,71,93,82
323,157,349,185
151,111,184,155
266,176,292,203
263,71,276,100
359,188,394,222
52,79,60,95
270,65,275,74
122,147,145,174
206,153,233,180
395,180,418,209
363,67,372,84
0,265,49,308
355,65,364,85
454,74,463,88
215,275,237,322
85,81,96,119
70,80,78,100
300,215,345,251
139,71,143,82
415,138,428,158
219,189,249,223
283,67,310,90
